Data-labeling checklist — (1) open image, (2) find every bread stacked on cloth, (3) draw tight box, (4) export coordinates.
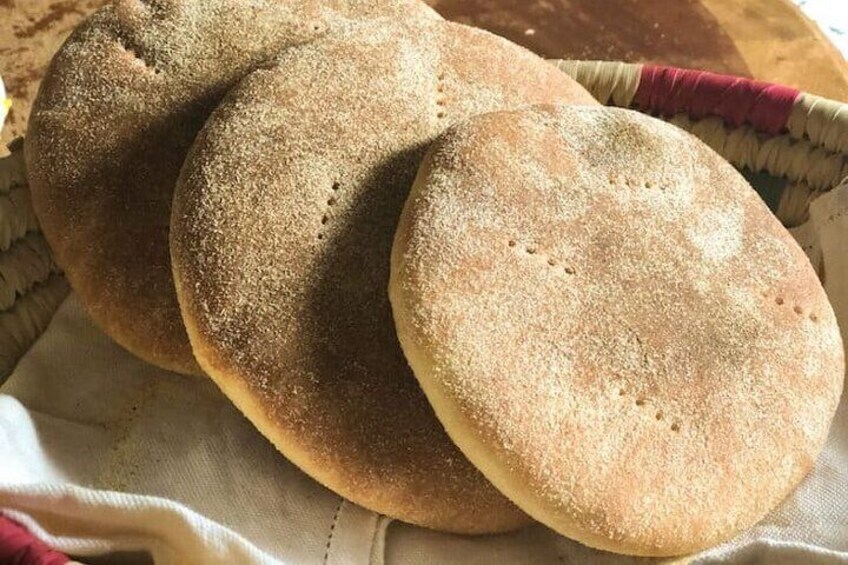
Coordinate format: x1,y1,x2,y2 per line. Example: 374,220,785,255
24,0,844,557
389,105,844,555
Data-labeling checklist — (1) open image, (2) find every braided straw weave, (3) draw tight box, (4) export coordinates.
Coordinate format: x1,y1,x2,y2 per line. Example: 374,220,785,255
0,61,846,381
0,139,69,382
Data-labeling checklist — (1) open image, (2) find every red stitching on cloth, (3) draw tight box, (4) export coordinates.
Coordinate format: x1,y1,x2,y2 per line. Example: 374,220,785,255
634,65,801,135
0,516,69,565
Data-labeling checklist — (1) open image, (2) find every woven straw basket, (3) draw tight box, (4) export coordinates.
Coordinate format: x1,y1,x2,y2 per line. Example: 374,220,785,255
0,60,846,383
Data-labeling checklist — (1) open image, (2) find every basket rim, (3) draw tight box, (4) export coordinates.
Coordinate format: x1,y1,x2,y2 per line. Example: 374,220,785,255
553,59,848,153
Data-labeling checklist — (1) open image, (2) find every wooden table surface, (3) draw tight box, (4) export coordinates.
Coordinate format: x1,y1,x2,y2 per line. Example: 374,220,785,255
2,0,847,151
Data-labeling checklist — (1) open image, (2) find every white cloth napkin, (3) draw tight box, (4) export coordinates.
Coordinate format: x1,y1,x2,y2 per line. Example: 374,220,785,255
0,192,847,565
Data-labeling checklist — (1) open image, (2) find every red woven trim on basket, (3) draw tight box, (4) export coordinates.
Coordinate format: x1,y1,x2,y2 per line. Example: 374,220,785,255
0,516,69,565
634,65,801,135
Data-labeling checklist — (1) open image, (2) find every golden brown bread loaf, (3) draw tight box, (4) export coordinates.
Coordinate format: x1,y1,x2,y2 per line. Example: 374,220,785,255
170,19,596,532
25,0,439,375
389,105,844,554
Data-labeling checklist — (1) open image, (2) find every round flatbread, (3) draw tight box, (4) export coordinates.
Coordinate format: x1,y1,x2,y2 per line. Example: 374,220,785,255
25,0,438,375
170,19,596,532
389,105,844,553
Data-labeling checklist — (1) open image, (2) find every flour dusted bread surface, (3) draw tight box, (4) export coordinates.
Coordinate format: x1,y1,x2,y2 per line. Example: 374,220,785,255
171,19,595,532
25,0,438,375
389,105,844,554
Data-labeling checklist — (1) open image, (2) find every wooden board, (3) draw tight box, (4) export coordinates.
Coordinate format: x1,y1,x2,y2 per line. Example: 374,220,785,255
2,0,847,152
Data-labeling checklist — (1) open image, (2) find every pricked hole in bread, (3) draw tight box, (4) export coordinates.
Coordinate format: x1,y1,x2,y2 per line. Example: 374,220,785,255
436,73,447,117
655,411,663,420
670,422,681,432
644,181,653,188
135,0,164,15
137,0,167,12
775,297,785,305
618,388,626,396
136,0,171,16
318,184,340,239
793,305,803,315
115,36,161,75
509,240,574,275
635,398,646,407
810,313,819,322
